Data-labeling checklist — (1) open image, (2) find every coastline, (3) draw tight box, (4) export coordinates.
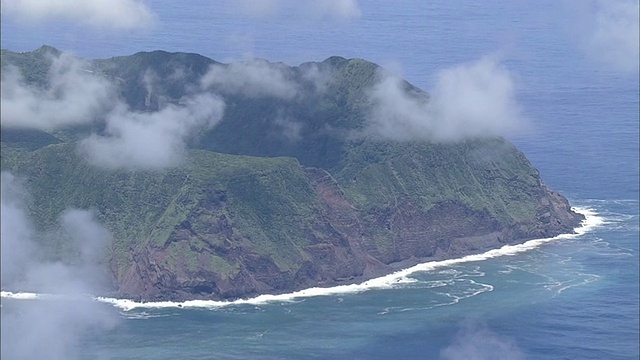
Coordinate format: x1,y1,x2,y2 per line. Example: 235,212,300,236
1,206,603,311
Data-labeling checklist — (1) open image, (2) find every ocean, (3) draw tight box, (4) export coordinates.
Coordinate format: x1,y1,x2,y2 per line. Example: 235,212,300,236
1,1,638,359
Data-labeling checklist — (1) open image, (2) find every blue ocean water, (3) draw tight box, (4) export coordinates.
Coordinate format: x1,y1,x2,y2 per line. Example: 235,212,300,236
1,1,638,359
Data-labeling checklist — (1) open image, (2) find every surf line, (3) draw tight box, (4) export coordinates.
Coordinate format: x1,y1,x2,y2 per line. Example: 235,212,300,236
2,207,602,311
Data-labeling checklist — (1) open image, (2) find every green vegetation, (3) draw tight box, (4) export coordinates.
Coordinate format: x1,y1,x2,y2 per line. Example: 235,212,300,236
1,46,58,86
2,143,327,279
336,138,540,221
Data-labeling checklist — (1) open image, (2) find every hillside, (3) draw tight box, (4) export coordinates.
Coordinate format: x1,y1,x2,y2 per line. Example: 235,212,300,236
0,46,584,300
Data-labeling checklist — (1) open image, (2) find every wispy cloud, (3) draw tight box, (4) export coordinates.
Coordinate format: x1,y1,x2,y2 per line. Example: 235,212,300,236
299,62,332,93
0,173,35,286
1,0,156,30
1,171,117,360
201,59,299,99
313,0,361,20
79,93,225,170
1,49,227,170
440,321,526,360
588,0,639,73
274,113,304,141
233,0,361,20
366,56,526,142
1,52,116,131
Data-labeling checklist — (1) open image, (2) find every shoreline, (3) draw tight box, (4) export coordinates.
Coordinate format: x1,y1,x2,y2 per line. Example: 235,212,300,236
1,206,603,311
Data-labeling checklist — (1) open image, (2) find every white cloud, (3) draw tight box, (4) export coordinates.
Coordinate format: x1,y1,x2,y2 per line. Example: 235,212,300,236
0,171,117,360
440,321,526,360
274,115,304,141
1,0,155,30
142,69,159,105
313,0,361,19
79,93,225,170
1,48,227,170
299,62,332,93
201,59,299,99
234,0,361,20
367,56,526,142
58,209,112,267
0,172,35,286
1,52,116,131
588,0,640,73
430,57,525,139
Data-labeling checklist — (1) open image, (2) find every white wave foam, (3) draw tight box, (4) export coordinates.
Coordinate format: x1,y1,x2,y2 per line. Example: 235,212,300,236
2,207,602,311
544,273,602,295
393,277,419,284
1,291,98,302
423,280,451,288
439,280,495,303
1,291,40,300
119,311,176,320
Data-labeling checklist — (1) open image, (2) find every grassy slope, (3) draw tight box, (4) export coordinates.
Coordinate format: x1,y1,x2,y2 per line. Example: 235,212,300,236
1,143,323,278
337,138,540,220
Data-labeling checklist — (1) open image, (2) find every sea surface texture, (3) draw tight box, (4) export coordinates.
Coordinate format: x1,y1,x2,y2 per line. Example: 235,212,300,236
1,1,638,359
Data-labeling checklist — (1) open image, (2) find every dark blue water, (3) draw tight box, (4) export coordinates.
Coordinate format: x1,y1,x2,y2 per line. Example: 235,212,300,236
2,1,638,359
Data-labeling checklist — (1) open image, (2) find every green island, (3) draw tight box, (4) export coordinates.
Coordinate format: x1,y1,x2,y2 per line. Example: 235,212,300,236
1,46,583,301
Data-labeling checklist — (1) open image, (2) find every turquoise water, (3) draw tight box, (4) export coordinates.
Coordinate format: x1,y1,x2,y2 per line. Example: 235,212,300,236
1,1,638,359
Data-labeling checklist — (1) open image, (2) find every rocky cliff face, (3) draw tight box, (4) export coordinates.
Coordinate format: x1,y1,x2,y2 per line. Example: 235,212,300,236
113,164,582,302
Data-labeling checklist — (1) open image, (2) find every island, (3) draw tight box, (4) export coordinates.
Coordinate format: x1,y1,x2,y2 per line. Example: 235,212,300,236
0,46,584,301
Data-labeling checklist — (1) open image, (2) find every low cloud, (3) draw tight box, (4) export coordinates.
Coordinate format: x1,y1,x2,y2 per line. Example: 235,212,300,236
0,173,35,286
312,0,361,20
233,0,361,20
367,56,525,142
440,321,526,360
274,114,304,141
201,60,299,99
1,171,117,360
1,52,116,131
1,0,155,31
142,69,160,105
299,62,332,93
79,93,225,170
2,49,227,170
587,0,640,73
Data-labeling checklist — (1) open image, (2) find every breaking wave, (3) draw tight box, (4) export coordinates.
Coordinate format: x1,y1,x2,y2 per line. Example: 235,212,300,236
1,207,602,311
